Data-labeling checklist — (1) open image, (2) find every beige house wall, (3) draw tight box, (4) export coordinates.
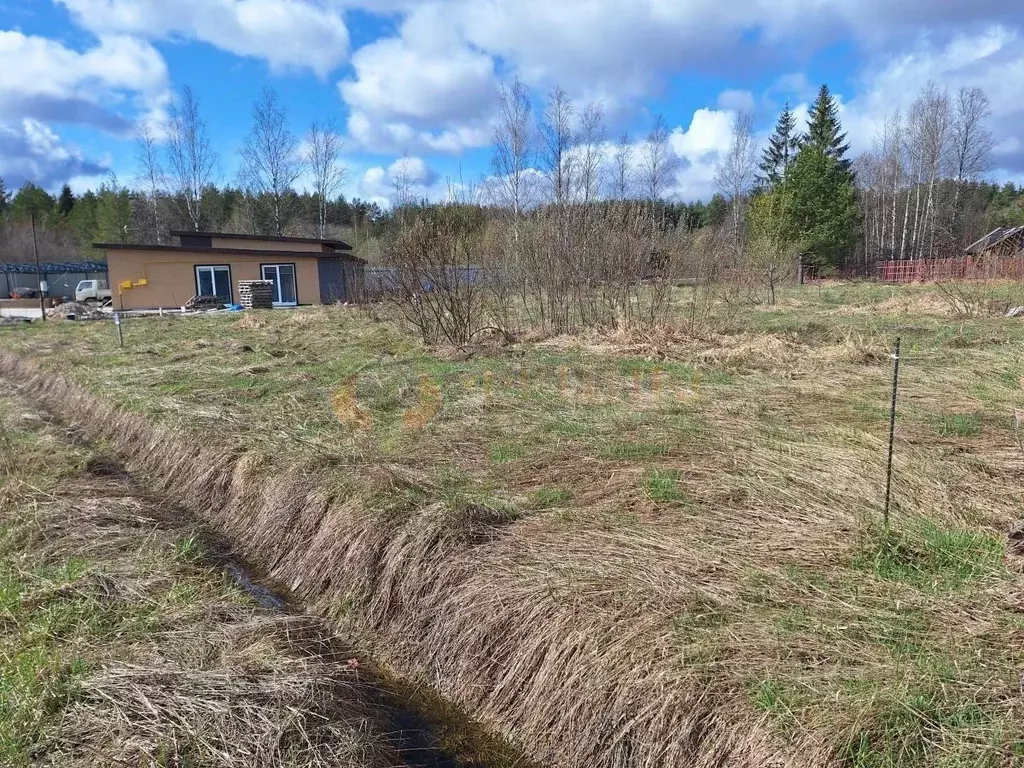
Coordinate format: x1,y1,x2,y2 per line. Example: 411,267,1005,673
108,249,323,310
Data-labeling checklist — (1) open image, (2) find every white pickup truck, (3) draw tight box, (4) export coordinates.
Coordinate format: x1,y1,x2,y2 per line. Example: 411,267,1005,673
75,279,113,305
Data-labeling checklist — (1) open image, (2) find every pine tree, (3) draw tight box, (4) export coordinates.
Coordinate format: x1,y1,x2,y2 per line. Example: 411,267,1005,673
0,177,9,214
10,182,56,221
805,85,851,173
758,103,800,187
707,193,729,227
57,184,76,217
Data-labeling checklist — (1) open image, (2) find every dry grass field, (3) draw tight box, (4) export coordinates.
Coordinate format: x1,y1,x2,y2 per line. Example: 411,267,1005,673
0,390,406,767
2,280,1024,767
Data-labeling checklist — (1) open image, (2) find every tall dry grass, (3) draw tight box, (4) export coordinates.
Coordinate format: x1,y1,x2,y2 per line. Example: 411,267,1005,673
0,350,818,768
0,394,401,768
3,343,1019,768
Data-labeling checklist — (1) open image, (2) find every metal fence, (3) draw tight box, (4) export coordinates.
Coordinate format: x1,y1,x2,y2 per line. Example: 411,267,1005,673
1,261,108,299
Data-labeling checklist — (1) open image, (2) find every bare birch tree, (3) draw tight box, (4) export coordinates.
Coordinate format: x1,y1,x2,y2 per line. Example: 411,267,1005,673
390,154,418,220
489,78,535,222
239,87,303,236
575,102,606,204
166,86,217,231
713,110,757,251
135,125,166,243
950,86,993,243
638,114,677,201
539,87,574,205
610,132,634,199
306,121,347,239
907,83,950,259
858,84,993,264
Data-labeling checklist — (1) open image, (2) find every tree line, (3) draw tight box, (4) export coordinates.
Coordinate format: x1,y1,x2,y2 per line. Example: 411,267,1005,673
1,79,1022,271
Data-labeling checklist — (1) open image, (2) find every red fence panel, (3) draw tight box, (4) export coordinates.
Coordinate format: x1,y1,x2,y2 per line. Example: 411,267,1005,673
879,255,1024,283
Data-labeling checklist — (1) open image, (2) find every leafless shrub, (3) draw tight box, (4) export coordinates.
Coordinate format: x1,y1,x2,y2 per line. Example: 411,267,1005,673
680,227,740,333
381,205,487,345
480,201,685,335
742,233,798,305
935,279,1018,317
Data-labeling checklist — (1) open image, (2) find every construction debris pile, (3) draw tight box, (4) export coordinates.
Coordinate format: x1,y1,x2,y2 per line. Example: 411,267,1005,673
238,280,274,310
184,295,225,311
47,301,107,320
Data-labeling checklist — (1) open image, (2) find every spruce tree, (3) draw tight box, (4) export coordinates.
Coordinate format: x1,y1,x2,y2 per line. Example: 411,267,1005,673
785,146,857,269
57,184,76,217
758,103,800,187
805,85,851,172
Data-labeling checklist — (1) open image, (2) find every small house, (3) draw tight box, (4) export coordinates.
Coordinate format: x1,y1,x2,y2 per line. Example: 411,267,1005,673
95,231,365,310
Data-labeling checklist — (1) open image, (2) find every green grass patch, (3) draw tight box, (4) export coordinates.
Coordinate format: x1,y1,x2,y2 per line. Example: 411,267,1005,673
840,688,1006,768
173,533,206,564
934,412,984,438
599,440,670,460
854,521,1005,591
531,487,572,509
643,469,689,503
488,441,528,464
544,418,597,438
749,677,802,727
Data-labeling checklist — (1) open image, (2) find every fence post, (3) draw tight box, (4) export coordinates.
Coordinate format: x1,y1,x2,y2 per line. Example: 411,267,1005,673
883,337,902,530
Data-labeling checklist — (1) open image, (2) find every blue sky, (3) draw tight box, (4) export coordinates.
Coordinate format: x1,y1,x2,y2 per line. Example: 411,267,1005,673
2,0,1023,206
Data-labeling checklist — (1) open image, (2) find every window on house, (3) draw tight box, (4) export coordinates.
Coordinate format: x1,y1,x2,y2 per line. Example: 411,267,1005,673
195,265,231,301
261,264,297,306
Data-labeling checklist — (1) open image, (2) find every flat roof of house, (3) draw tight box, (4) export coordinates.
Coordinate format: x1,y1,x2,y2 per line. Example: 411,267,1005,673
93,243,366,264
170,230,353,251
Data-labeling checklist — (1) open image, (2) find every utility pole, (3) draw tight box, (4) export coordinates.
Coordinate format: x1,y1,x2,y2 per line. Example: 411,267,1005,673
31,213,45,322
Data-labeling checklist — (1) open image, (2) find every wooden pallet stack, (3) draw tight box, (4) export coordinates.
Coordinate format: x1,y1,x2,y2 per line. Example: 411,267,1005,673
238,280,274,309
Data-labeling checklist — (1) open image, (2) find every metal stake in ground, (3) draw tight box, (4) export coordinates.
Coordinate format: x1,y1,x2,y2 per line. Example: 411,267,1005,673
883,337,902,529
114,311,123,348
31,214,45,323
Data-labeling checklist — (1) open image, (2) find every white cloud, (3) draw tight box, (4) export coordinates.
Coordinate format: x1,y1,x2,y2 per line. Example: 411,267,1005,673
667,108,737,200
834,25,1024,173
343,0,1021,97
388,156,435,186
770,72,817,103
671,109,734,160
357,155,447,206
57,0,350,76
0,119,109,190
0,31,168,122
340,3,495,153
0,31,170,190
717,89,755,113
332,0,1023,159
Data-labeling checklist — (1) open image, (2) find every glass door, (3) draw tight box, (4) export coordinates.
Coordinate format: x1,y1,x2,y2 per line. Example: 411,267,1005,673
261,264,297,306
195,266,231,301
